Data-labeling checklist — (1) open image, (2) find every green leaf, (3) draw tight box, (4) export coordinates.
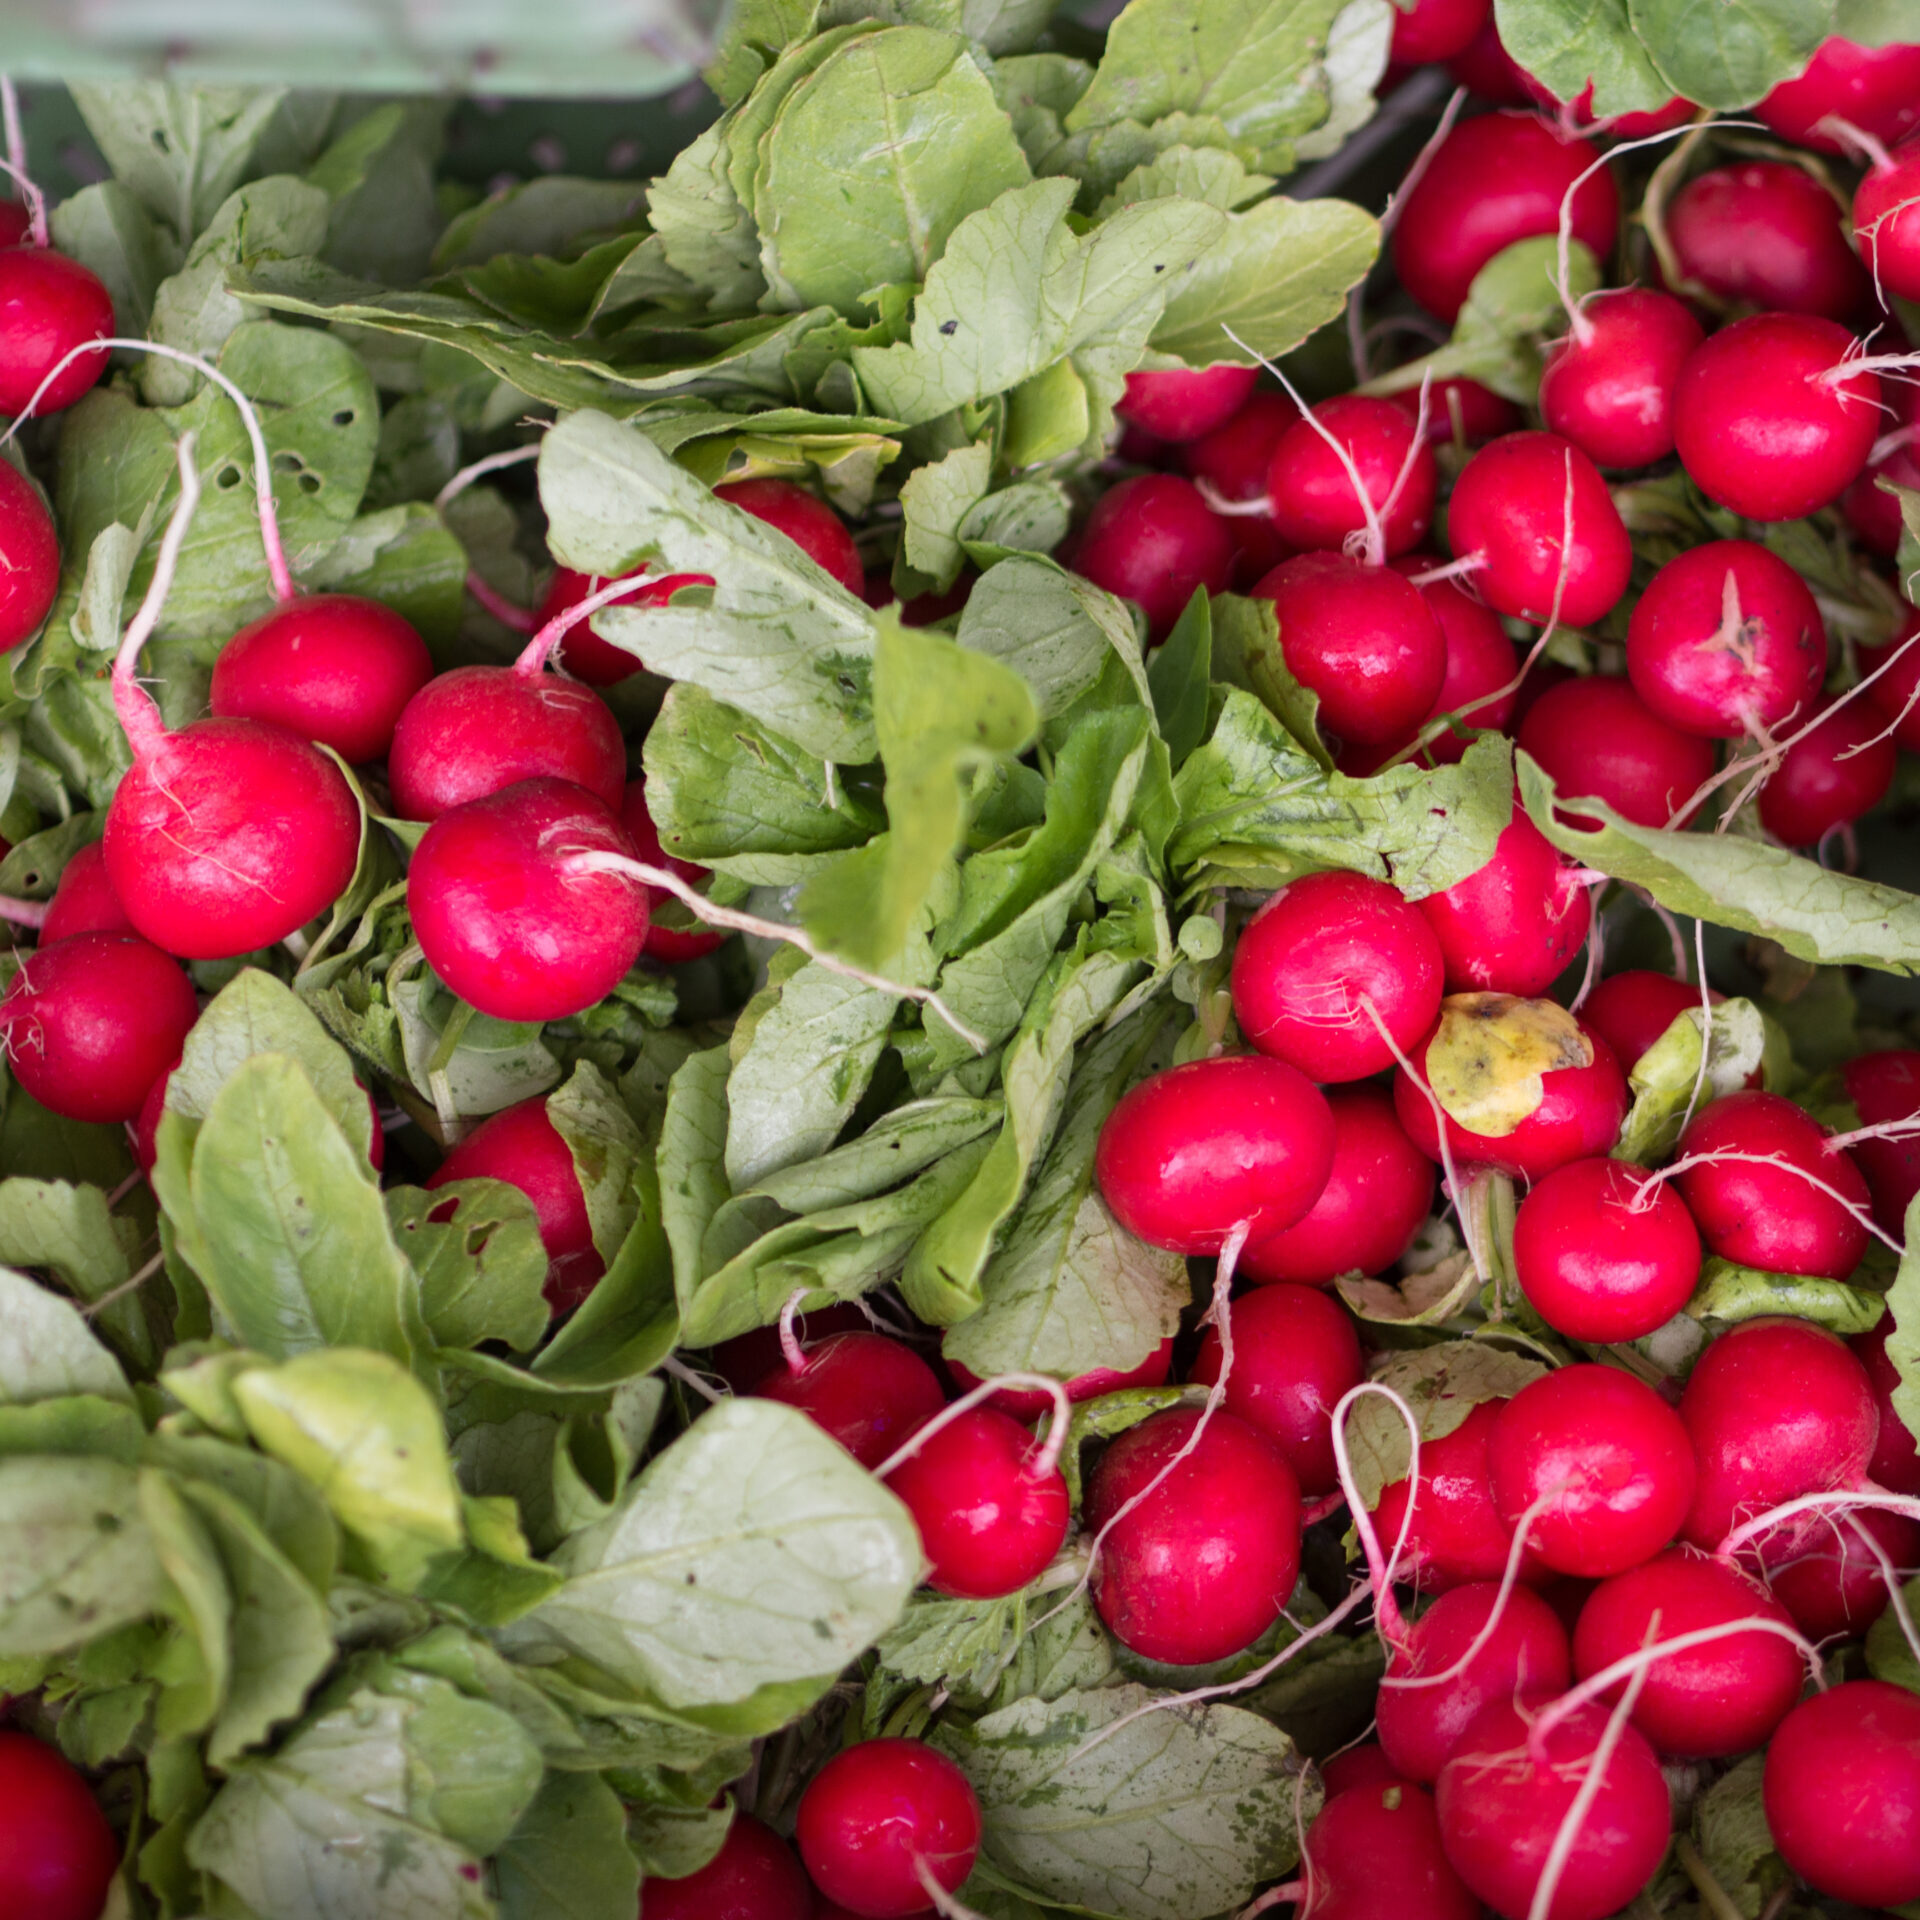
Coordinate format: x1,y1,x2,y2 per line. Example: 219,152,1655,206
1149,590,1214,769
495,1768,642,1920
750,1096,1005,1213
707,0,824,107
503,1397,921,1714
138,1467,233,1740
386,1182,552,1355
1691,1753,1790,1920
1294,0,1394,163
1613,998,1769,1165
956,554,1152,720
934,1683,1316,1920
308,100,447,287
658,1046,735,1318
47,181,179,338
1686,1255,1886,1337
1491,0,1677,118
0,1268,131,1405
1628,0,1830,107
389,973,561,1125
1876,1190,1920,1446
959,478,1073,571
1094,143,1277,218
304,502,469,647
0,1455,164,1656
1836,0,1920,44
644,119,767,311
0,1178,139,1315
434,176,644,271
900,440,995,594
148,1431,338,1594
547,1062,647,1267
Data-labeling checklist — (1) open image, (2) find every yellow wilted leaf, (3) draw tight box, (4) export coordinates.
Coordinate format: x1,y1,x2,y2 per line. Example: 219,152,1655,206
1425,993,1592,1138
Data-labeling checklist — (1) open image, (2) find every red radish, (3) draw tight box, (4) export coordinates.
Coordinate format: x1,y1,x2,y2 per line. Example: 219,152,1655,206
539,565,711,687
407,777,650,1024
0,932,198,1125
1229,870,1445,1083
713,478,863,597
1372,1401,1544,1592
1841,1048,1920,1237
1859,606,1920,749
210,593,433,765
1517,675,1715,829
0,455,58,651
946,1340,1174,1419
1395,1014,1626,1182
1667,161,1871,320
1391,114,1619,324
884,1406,1070,1598
1513,1157,1701,1342
131,1058,181,1173
1376,1582,1572,1783
1856,136,1920,302
1072,473,1233,640
1446,431,1632,628
1489,1365,1695,1577
1678,1315,1878,1551
1384,377,1521,448
37,842,134,944
0,246,112,416
1264,396,1436,558
1241,1086,1435,1287
1763,1680,1920,1908
796,1738,980,1919
707,1303,869,1392
1416,812,1593,996
1381,557,1521,767
1087,1406,1302,1664
1446,19,1535,104
1844,432,1920,559
1387,0,1489,66
1293,1777,1481,1920
0,202,27,247
1189,1285,1363,1495
1546,85,1697,138
1756,35,1920,154
1672,1090,1871,1281
1855,1318,1920,1494
427,1094,604,1311
1116,363,1259,442
1756,695,1897,846
621,778,726,964
1175,392,1296,581
1625,537,1827,740
1436,1696,1671,1920
0,1730,121,1920
1094,1054,1336,1255
1580,970,1711,1074
756,1331,946,1470
1572,1547,1802,1758
1250,552,1447,746
1670,313,1881,522
1764,1504,1920,1638
1538,289,1704,472
1318,1743,1406,1801
637,1814,811,1920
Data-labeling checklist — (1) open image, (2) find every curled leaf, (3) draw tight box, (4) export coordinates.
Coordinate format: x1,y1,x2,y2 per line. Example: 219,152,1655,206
1425,993,1591,1138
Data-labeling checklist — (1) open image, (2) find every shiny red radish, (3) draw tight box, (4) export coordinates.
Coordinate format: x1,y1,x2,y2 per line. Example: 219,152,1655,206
1667,161,1870,320
621,779,726,964
1537,288,1703,471
1265,396,1436,558
1116,363,1259,442
0,245,113,416
795,1738,980,1919
637,1814,811,1920
0,456,58,651
1517,675,1715,830
756,1331,946,1470
0,1730,122,1920
1072,473,1233,641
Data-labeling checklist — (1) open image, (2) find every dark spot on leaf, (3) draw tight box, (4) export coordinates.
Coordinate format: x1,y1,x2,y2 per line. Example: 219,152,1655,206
940,320,959,336
214,464,244,492
332,410,356,428
685,1572,697,1586
1154,263,1165,273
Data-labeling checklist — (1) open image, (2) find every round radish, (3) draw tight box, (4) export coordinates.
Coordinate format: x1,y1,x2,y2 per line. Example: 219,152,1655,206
1513,1157,1701,1342
0,456,59,651
1384,376,1522,448
1763,1680,1920,1908
1538,289,1705,472
1381,557,1521,767
1757,695,1897,846
37,842,134,945
1856,136,1920,302
1671,313,1881,522
1436,1696,1671,1920
1513,72,1698,136
946,1341,1174,1419
1415,811,1591,998
1846,431,1920,559
1391,114,1619,324
1086,1406,1302,1664
1377,1581,1572,1783
1625,537,1827,740
1072,473,1234,641
1678,1314,1878,1551
637,1814,810,1920
1573,1546,1802,1758
1841,1048,1920,1238
1250,552,1447,746
211,593,433,765
1447,18,1535,104
1580,970,1711,1074
1387,0,1489,66
1230,870,1445,1083
0,1730,121,1920
1189,1284,1364,1495
1764,1504,1920,1639
1116,363,1259,442
1859,605,1920,749
0,246,113,416
1489,1364,1696,1577
1264,396,1436,558
707,1302,869,1392
886,1407,1070,1599
1319,1743,1406,1801
1667,161,1870,320
540,566,711,686
620,778,726,964
1446,432,1632,628
1855,1318,1920,1495
1672,1090,1870,1280
1175,391,1296,581
407,777,650,1023
755,1331,946,1470
1517,675,1716,829
1756,35,1920,154
1295,1777,1481,1920
713,478,863,597
1094,1054,1336,1255
1372,1400,1545,1592
796,1738,981,1919
1241,1085,1436,1287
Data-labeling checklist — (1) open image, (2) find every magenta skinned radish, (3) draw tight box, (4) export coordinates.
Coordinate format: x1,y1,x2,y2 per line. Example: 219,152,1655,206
1580,970,1715,1074
1678,1315,1880,1552
1390,113,1619,324
1756,35,1920,154
1845,430,1920,558
1855,1317,1920,1495
755,1331,946,1470
1435,1696,1672,1920
620,778,726,964
1537,289,1704,472
1085,1406,1302,1664
1488,1365,1696,1578
946,1341,1173,1419
0,1730,122,1920
1856,135,1920,302
1250,552,1447,746
1093,1054,1336,1255
713,477,864,597
1763,1681,1920,1908
1670,313,1881,522
1445,432,1632,628
0,455,58,651
1447,19,1535,104
1070,473,1234,640
636,1814,811,1920
1672,1089,1871,1280
1666,161,1871,320
795,1738,981,1919
1571,1547,1803,1759
1372,1400,1545,1592
1264,395,1437,558
1625,538,1827,739
1386,0,1488,65
1229,870,1445,1083
1319,1743,1406,1802
1859,605,1920,750
1376,1582,1572,1784
1757,695,1898,847
406,777,651,1024
1517,675,1715,830
427,1095,604,1312
1513,1157,1701,1342
706,1303,867,1391
1842,1048,1920,1239
37,841,134,944
1764,1504,1920,1639
1241,1085,1435,1288
0,932,198,1126
1293,1778,1482,1920
1383,557,1521,767
1115,362,1258,442
884,1406,1070,1599
1174,391,1296,580
1188,1284,1364,1496
539,565,710,687
0,245,113,417
1383,376,1521,448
